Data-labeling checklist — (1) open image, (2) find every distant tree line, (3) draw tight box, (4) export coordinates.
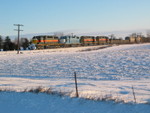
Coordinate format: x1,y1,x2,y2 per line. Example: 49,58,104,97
0,35,30,51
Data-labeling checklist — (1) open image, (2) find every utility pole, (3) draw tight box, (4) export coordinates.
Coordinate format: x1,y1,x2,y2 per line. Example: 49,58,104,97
14,24,23,54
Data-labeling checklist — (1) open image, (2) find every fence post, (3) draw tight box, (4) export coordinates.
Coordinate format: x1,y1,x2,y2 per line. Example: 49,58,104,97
132,85,136,103
74,72,79,97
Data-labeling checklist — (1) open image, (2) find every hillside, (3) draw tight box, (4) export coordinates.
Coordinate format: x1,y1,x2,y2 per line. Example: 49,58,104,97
0,44,150,113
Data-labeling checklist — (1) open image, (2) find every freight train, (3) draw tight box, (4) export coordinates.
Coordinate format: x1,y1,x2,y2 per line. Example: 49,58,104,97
29,35,149,49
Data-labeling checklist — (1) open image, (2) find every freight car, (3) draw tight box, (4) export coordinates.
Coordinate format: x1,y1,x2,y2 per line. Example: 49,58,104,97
141,37,150,43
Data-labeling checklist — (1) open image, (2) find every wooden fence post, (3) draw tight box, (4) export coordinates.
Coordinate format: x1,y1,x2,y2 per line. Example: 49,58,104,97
74,72,79,97
132,85,136,103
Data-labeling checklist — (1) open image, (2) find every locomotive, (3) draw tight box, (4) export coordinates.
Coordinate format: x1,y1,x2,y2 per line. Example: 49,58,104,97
96,36,109,45
32,35,61,49
80,36,96,45
59,36,81,47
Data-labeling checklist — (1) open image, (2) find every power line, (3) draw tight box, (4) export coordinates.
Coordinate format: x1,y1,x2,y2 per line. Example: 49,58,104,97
14,24,23,54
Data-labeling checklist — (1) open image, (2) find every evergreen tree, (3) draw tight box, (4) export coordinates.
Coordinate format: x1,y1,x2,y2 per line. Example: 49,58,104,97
9,41,17,50
0,35,3,50
3,36,16,51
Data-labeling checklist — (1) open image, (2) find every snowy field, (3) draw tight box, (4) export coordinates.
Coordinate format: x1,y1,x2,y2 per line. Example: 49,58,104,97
0,44,150,113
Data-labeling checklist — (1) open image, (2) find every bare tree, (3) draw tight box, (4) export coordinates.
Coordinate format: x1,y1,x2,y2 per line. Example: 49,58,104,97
130,33,137,37
53,32,64,37
146,30,150,38
109,34,116,39
20,38,30,50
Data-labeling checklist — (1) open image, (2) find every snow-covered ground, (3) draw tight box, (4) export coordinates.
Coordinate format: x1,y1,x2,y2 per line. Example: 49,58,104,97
0,92,150,113
0,44,150,113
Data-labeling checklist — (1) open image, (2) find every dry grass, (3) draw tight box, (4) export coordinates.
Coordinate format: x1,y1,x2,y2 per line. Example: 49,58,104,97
0,87,147,104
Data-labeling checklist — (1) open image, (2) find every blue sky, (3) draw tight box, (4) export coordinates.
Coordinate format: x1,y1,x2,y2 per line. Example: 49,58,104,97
0,0,150,37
